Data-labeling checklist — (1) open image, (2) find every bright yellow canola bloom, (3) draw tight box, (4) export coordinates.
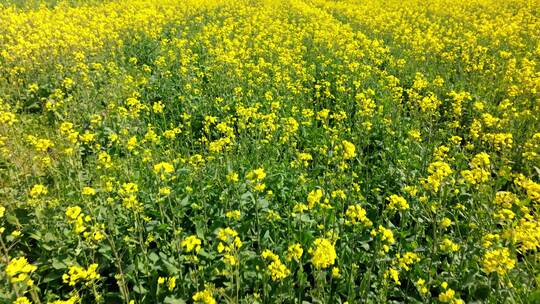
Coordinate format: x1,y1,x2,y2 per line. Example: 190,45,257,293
310,238,337,269
261,249,290,281
193,287,216,304
6,257,37,283
62,263,100,286
345,204,372,226
482,247,516,275
386,194,409,211
181,235,202,254
14,297,31,304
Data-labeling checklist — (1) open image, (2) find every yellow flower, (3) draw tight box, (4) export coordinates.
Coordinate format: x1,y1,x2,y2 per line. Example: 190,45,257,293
332,267,341,278
153,101,164,113
396,252,420,271
167,276,176,291
225,210,241,220
65,206,82,220
62,77,74,89
267,259,290,281
307,189,323,209
311,238,337,269
440,217,453,228
438,287,461,303
153,162,174,174
6,257,37,283
384,268,400,285
514,174,540,203
293,203,308,214
226,172,239,183
408,129,421,141
181,235,202,254
29,184,48,198
14,297,32,304
193,288,216,304
79,131,96,143
159,187,171,196
286,243,303,261
65,206,90,234
416,278,428,294
342,140,356,160
62,264,100,286
48,296,79,304
471,152,490,168
81,187,96,196
439,238,460,253
127,136,138,151
246,168,266,181
450,136,462,145
425,161,452,191
386,194,409,211
119,182,139,194
27,135,54,152
291,152,313,168
482,247,515,275
223,254,238,266
11,230,22,238
216,227,242,263
98,151,113,169
345,204,372,226
495,191,518,208
261,249,290,281
373,225,395,249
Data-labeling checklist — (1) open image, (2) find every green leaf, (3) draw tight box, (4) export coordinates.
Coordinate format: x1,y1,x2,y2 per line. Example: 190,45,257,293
51,259,67,270
180,195,190,206
164,296,186,304
133,284,147,294
148,252,160,263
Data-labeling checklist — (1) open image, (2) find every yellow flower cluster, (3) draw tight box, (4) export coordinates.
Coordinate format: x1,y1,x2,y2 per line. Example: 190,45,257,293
438,283,463,304
461,152,491,185
193,287,216,304
307,189,324,209
158,276,177,291
482,247,516,275
0,0,539,301
62,264,100,286
153,161,175,180
6,257,37,284
515,174,540,203
439,238,460,253
118,182,141,210
261,249,290,281
181,235,202,254
371,225,395,252
217,227,243,266
0,99,18,126
386,194,409,211
286,243,303,262
425,161,453,191
341,140,356,160
384,268,401,285
507,218,540,252
246,167,266,192
345,204,372,226
396,252,420,271
65,206,90,234
310,238,337,269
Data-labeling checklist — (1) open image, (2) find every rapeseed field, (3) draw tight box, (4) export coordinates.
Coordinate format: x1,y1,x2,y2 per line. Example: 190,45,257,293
1,0,539,303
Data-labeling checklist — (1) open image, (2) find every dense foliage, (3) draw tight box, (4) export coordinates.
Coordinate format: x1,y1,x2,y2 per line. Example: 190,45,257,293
1,0,539,303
